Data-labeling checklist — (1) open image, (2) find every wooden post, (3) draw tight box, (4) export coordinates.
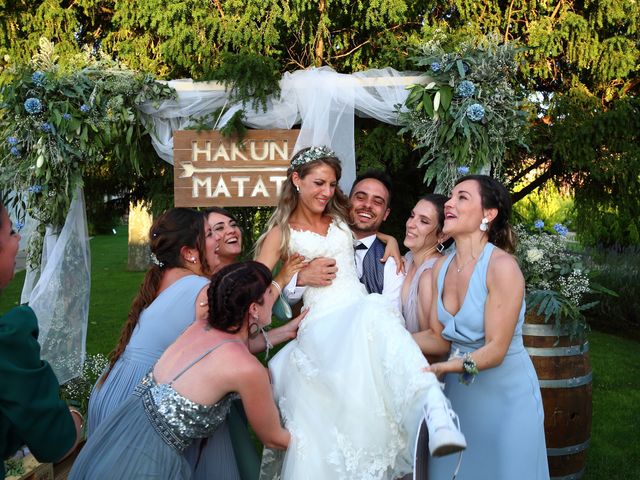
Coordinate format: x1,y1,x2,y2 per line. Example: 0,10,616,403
127,202,153,271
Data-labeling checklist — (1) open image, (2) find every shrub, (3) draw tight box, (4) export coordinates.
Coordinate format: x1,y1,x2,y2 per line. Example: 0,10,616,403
584,245,640,339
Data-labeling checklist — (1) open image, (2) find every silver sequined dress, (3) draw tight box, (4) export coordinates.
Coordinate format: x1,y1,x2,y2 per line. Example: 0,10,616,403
70,341,241,480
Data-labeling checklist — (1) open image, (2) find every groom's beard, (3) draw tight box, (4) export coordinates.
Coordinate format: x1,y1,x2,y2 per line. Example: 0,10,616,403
350,210,384,238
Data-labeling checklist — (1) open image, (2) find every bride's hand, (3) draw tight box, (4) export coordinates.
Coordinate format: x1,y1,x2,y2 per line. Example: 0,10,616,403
376,232,404,274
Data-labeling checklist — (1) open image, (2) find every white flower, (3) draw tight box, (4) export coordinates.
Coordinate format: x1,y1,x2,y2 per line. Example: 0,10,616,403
526,248,543,263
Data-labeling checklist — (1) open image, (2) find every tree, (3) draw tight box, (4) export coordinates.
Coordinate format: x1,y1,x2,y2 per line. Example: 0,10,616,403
1,0,638,244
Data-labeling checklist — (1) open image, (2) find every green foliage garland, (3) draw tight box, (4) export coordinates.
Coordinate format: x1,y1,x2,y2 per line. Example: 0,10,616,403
0,38,175,265
399,34,531,192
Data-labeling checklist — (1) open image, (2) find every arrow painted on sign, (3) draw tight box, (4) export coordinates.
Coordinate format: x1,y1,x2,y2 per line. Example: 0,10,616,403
180,162,289,178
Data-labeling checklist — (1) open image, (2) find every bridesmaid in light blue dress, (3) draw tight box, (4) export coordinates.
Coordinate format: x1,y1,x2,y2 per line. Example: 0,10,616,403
71,262,292,480
426,175,549,480
87,208,243,479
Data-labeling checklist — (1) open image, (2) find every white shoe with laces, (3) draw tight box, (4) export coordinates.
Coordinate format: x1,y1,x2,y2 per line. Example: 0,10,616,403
423,389,467,457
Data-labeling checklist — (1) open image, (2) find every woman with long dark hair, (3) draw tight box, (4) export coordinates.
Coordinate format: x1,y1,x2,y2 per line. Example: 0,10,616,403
425,175,549,479
71,262,291,479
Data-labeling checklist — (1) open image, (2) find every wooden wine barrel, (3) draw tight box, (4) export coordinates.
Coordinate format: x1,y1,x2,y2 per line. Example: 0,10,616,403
524,314,592,480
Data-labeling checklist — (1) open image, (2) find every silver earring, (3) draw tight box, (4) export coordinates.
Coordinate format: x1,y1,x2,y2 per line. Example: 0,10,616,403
436,242,445,253
295,184,300,193
479,217,489,232
191,257,197,263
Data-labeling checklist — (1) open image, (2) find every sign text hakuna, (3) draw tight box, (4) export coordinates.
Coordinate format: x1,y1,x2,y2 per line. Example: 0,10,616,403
173,130,300,207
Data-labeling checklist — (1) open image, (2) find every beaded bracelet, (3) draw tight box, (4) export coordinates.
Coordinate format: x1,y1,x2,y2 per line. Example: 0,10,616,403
459,352,479,385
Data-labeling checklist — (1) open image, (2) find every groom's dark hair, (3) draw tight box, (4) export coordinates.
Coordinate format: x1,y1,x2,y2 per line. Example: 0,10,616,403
350,170,394,205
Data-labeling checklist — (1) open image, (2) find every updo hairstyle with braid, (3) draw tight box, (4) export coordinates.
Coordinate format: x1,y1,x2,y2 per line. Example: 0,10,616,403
455,175,517,253
99,208,207,385
206,261,272,333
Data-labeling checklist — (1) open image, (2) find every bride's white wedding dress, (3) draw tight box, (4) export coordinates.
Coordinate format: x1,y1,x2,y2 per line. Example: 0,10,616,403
261,219,449,480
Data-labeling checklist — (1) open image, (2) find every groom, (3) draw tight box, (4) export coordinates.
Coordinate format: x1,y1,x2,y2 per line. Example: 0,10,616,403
284,170,404,308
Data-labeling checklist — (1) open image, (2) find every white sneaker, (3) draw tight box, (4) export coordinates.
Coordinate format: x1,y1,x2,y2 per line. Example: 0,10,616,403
423,396,467,457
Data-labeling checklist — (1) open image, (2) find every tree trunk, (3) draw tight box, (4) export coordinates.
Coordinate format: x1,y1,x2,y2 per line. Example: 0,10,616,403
127,201,153,271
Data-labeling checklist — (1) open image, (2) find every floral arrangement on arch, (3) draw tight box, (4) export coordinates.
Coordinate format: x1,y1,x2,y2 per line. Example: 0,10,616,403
399,33,531,192
0,38,175,266
514,222,612,338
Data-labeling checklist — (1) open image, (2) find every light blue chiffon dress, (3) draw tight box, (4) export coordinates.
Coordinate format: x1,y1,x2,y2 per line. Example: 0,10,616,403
87,275,250,480
428,243,550,480
70,340,243,479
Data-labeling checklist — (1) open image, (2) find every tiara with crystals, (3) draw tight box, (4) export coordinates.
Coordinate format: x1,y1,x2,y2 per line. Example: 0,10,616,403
290,146,336,168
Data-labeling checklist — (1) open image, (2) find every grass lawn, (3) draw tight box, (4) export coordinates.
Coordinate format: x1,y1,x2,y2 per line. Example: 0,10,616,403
1,229,638,478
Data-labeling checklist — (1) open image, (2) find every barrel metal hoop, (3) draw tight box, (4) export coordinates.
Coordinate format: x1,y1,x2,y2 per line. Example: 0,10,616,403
538,372,592,388
525,343,589,357
550,467,586,480
547,438,591,456
523,323,571,336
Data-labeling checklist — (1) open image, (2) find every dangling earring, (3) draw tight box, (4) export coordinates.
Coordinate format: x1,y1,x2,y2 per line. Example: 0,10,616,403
436,242,445,253
479,217,489,232
295,184,300,193
248,319,260,339
191,257,197,264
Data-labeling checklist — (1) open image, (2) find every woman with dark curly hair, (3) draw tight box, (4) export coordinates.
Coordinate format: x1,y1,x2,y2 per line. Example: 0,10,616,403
71,261,295,479
425,175,549,480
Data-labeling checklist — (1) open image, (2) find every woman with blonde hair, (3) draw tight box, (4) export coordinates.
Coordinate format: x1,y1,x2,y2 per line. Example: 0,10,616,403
426,175,549,479
256,146,466,480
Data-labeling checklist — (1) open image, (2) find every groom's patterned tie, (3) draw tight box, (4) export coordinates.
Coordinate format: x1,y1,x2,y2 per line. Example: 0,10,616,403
359,238,385,294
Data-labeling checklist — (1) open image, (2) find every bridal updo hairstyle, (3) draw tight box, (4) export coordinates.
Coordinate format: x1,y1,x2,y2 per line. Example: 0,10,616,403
207,261,272,333
455,174,516,253
99,208,208,385
255,147,350,258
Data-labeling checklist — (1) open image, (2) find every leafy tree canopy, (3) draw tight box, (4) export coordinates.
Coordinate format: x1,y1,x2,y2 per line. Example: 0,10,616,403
1,0,638,244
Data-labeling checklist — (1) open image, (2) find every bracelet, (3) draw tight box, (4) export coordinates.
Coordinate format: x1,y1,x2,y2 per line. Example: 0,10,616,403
271,280,282,295
261,327,274,361
459,352,479,385
69,407,85,430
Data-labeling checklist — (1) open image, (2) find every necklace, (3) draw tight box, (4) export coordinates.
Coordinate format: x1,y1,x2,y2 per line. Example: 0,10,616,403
454,253,477,273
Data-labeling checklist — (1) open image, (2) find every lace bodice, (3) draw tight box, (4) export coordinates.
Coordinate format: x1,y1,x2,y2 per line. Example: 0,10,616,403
134,372,238,451
288,219,367,312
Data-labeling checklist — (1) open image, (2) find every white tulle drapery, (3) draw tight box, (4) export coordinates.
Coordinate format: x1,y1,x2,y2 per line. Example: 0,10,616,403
12,67,421,384
139,66,420,191
20,189,91,384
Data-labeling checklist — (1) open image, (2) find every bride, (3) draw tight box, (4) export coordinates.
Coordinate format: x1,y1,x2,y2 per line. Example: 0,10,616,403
256,146,466,479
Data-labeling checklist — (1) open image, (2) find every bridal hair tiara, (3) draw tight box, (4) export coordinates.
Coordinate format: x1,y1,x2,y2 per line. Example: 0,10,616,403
290,146,336,168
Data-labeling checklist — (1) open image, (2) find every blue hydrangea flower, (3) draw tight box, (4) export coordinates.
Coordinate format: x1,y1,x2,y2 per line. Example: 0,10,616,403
10,146,20,156
28,185,43,194
553,223,569,236
40,122,52,133
7,136,18,146
80,104,90,113
466,103,485,122
456,80,476,98
63,113,72,120
431,62,441,72
31,71,46,86
534,219,545,229
24,97,43,114
457,166,470,175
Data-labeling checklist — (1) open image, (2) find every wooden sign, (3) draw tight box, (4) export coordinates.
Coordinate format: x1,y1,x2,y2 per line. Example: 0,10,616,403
173,129,300,207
